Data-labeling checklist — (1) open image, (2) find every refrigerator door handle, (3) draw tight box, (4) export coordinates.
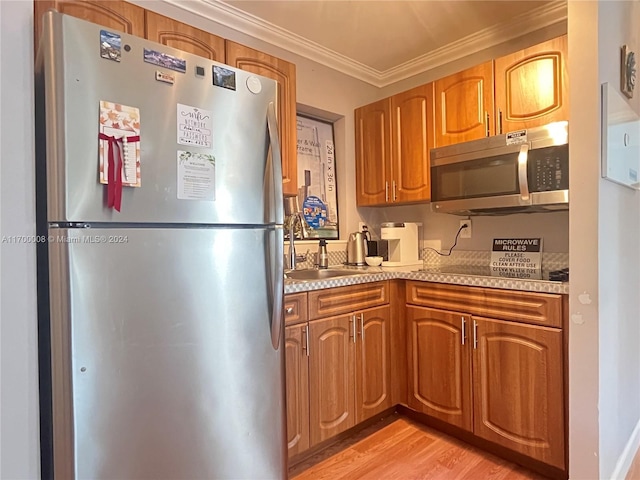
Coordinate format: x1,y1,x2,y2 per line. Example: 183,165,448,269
268,227,284,350
266,102,284,225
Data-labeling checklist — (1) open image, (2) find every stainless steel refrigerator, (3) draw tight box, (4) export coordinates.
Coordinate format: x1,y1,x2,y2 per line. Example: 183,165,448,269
35,11,286,479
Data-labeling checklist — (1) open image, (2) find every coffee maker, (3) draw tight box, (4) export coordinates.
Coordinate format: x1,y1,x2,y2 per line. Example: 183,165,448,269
380,222,421,267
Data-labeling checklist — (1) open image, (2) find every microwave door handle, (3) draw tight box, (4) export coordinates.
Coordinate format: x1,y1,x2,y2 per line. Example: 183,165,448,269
517,144,531,203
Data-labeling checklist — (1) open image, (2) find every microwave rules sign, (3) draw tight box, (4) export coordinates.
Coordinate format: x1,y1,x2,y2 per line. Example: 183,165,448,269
490,238,542,279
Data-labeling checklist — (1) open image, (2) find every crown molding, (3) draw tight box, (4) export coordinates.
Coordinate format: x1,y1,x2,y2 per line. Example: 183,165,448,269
163,0,567,88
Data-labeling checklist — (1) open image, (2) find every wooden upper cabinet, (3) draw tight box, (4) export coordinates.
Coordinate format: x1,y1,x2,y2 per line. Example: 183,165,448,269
34,0,145,50
144,11,224,61
225,41,298,196
434,61,494,147
406,306,472,432
494,35,568,133
355,98,391,206
472,317,565,470
390,84,434,203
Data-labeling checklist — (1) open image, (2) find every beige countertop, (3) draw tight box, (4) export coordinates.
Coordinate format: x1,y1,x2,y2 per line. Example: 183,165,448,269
284,264,569,295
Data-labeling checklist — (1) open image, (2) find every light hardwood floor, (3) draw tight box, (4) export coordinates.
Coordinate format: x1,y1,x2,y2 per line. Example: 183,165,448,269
291,415,547,480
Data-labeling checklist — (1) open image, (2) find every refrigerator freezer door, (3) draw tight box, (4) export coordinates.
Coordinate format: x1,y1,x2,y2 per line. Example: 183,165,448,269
47,227,286,479
40,13,279,225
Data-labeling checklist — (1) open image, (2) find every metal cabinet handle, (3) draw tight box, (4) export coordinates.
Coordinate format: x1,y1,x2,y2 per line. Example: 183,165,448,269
304,324,310,357
285,306,294,314
498,109,503,134
385,181,389,202
461,317,466,345
485,111,490,137
473,320,478,349
349,316,355,342
392,180,397,201
360,314,365,342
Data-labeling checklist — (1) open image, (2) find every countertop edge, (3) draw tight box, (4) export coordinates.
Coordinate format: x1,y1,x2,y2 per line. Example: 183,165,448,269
284,268,569,295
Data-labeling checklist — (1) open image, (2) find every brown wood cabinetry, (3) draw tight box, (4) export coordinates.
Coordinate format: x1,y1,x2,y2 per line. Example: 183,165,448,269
405,281,565,470
494,35,568,133
144,11,225,61
226,41,298,197
406,306,472,432
354,86,434,206
355,98,391,206
307,283,391,446
34,0,145,49
472,316,564,469
434,61,494,147
285,322,310,457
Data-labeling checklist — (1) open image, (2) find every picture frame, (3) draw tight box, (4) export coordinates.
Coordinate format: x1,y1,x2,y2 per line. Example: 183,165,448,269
621,45,636,99
295,114,339,239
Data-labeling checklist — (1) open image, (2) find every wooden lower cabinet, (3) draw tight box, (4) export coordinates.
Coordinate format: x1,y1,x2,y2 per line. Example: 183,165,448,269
472,316,565,470
355,306,393,423
285,323,309,457
406,306,472,432
308,314,356,445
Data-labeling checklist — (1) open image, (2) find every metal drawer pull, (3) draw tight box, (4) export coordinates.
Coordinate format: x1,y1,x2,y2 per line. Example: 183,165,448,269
461,317,466,345
285,306,294,314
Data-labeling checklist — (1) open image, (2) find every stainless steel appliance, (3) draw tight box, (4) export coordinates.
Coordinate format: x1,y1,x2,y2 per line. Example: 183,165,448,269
346,231,367,265
430,121,569,215
380,222,421,267
35,12,285,479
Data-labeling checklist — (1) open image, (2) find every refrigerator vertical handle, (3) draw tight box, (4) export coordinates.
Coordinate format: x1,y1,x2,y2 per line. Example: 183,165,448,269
268,227,284,349
266,102,284,225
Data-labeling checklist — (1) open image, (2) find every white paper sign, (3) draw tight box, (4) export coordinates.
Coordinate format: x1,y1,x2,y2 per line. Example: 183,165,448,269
177,151,215,201
506,129,528,145
490,238,542,279
177,104,212,148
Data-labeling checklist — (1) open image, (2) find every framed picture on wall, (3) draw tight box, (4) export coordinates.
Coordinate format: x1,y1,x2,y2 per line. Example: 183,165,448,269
295,114,339,239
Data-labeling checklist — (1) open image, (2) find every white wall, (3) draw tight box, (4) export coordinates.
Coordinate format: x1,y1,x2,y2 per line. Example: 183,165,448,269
596,2,640,478
0,1,41,479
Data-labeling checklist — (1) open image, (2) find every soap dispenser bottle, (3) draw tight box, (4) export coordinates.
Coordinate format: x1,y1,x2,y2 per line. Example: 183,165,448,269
317,239,329,269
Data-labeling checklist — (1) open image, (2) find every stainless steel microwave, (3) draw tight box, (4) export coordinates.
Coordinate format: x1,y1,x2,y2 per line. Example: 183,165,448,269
430,121,569,215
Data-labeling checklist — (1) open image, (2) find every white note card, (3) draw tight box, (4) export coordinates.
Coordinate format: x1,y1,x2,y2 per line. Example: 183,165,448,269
177,151,215,201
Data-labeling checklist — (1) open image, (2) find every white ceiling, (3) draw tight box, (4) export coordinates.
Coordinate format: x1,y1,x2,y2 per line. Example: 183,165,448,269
179,0,567,87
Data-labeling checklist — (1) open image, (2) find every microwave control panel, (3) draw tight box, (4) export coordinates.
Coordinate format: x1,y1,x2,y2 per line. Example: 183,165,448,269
528,145,569,192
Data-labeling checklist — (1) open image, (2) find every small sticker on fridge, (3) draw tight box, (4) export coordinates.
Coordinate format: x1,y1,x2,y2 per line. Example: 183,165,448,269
100,30,121,62
177,151,215,201
143,48,186,73
99,101,141,187
213,66,236,90
177,104,212,148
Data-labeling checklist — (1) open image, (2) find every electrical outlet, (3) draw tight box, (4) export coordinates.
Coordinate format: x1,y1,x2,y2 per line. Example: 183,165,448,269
459,219,472,239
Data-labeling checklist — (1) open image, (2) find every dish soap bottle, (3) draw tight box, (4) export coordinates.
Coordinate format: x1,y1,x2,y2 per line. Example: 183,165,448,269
317,239,329,269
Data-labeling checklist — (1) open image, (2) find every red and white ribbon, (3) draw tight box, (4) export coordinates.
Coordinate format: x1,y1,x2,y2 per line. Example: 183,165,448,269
99,133,139,212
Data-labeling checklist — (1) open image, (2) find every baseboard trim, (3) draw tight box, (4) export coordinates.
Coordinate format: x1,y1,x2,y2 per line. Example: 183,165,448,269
610,418,640,480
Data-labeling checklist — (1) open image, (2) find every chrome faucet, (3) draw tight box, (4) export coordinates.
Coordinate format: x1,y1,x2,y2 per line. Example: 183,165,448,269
287,212,307,270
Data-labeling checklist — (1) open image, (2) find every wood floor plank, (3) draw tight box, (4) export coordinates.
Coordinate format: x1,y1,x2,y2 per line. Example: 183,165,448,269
290,416,547,480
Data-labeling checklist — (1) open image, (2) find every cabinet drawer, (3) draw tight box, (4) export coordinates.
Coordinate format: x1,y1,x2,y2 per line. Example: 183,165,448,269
308,282,389,320
406,281,562,328
284,293,308,326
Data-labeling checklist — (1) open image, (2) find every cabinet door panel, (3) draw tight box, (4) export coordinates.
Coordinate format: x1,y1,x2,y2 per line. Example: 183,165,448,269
494,35,568,132
225,41,298,196
407,307,472,432
308,315,355,445
356,306,392,423
145,11,225,61
435,62,494,146
355,99,391,206
473,317,564,469
390,84,434,203
285,324,309,457
35,0,145,51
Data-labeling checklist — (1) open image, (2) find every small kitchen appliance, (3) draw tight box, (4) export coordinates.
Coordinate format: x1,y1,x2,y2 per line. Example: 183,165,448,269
346,231,367,265
381,222,421,267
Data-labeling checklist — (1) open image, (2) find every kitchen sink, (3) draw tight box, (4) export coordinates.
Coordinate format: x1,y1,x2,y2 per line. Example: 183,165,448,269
284,269,360,281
